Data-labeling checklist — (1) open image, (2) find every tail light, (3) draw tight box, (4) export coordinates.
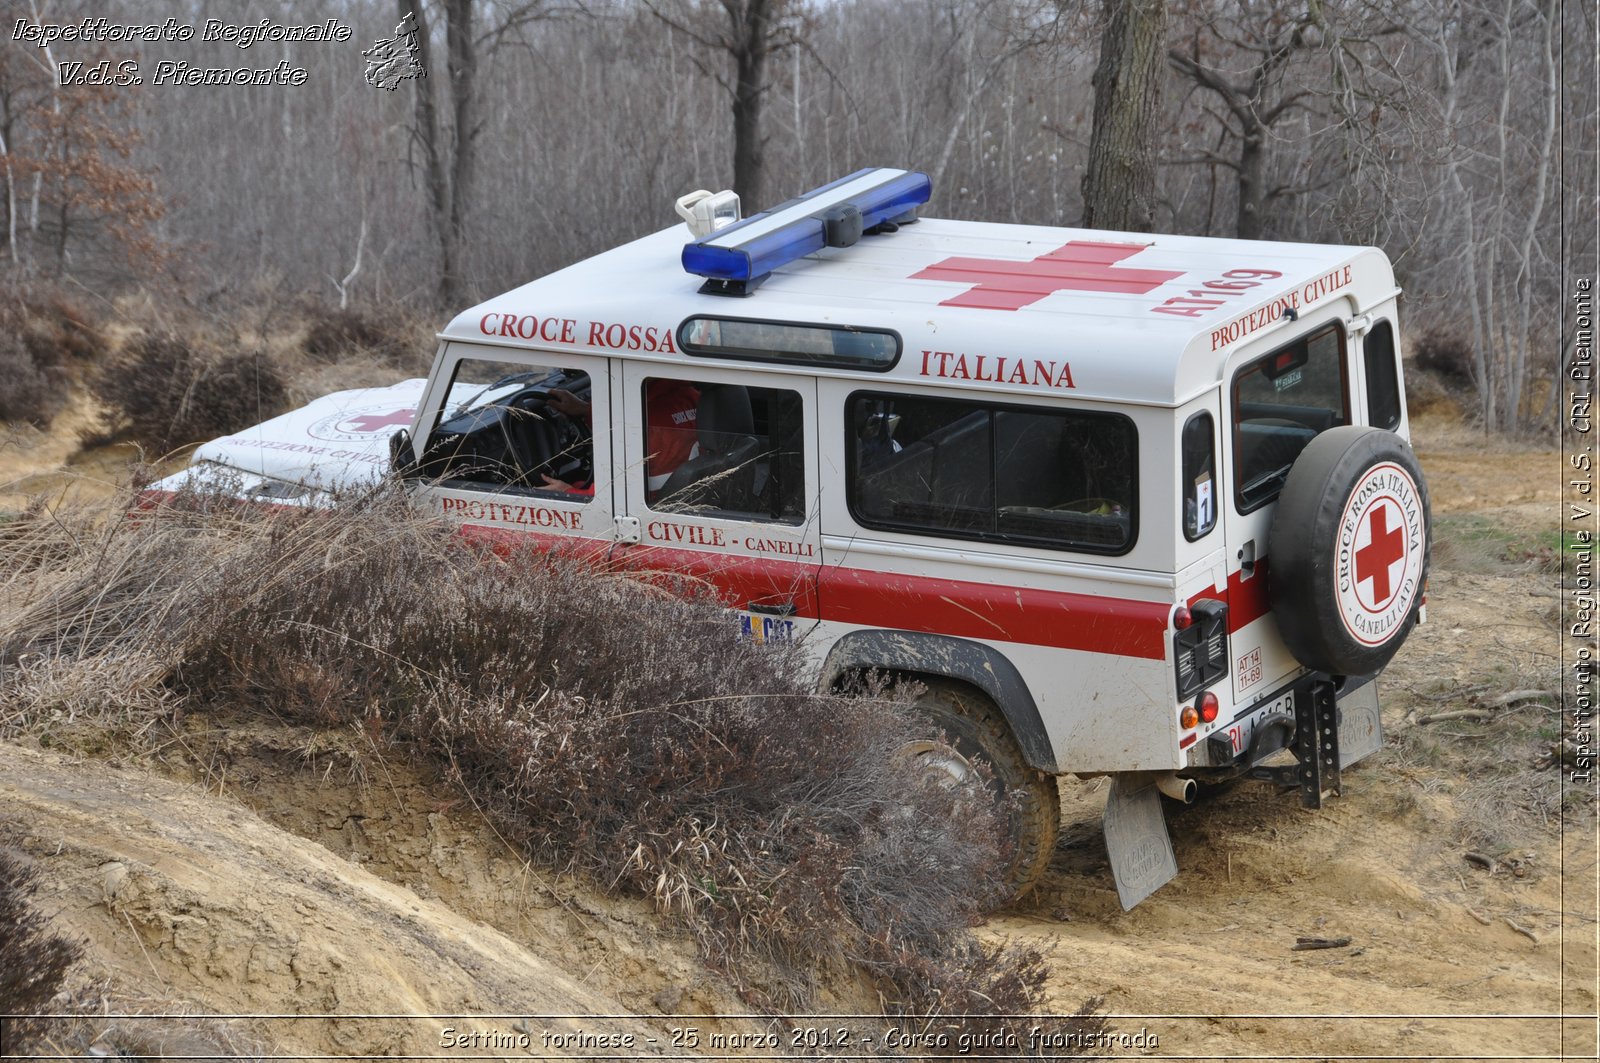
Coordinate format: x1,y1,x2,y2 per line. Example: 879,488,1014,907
1199,691,1219,723
1180,706,1199,729
1175,599,1229,700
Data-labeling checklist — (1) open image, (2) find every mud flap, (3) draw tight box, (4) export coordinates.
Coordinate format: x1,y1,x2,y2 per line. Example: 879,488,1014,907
1103,773,1177,911
1338,679,1384,769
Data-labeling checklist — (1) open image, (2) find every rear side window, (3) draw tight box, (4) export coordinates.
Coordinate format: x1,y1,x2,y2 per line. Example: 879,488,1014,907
1364,320,1402,430
847,393,1137,554
1182,411,1217,541
1232,324,1348,512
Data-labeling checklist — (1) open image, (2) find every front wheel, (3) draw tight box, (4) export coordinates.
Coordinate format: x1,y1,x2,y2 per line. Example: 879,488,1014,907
909,681,1059,900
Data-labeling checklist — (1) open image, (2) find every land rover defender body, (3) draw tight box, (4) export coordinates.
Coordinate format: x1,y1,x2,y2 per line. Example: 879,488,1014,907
151,168,1431,907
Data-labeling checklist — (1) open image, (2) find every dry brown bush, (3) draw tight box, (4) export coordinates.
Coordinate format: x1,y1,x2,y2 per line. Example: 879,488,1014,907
1413,327,1476,384
0,329,68,426
22,293,106,364
301,304,428,369
0,487,1106,1050
89,332,287,454
0,291,106,426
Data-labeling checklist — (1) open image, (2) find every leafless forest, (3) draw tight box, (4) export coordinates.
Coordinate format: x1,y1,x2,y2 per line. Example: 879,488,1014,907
1,0,1594,434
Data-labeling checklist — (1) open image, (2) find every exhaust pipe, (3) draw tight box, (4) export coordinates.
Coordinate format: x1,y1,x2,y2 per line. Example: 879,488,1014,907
1154,772,1196,804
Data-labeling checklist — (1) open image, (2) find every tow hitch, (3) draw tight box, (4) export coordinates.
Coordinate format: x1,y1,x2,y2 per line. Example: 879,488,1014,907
1242,677,1385,808
1245,679,1341,807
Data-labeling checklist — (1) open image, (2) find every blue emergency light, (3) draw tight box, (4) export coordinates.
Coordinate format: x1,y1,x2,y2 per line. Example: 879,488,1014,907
682,167,932,296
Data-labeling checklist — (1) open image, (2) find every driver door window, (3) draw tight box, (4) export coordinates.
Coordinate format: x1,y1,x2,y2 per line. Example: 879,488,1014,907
416,356,597,498
408,348,616,543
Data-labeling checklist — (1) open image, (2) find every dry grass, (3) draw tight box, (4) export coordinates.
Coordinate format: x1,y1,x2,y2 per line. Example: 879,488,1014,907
0,485,1106,1051
300,303,430,370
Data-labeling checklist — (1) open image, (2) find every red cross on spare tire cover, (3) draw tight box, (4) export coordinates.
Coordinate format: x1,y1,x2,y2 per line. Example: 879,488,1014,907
1268,425,1431,676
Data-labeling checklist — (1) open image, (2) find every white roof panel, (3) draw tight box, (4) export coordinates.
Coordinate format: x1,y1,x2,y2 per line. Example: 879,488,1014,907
442,218,1398,407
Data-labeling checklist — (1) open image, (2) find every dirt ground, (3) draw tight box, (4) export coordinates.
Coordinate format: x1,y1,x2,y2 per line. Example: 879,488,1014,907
1,408,1594,1060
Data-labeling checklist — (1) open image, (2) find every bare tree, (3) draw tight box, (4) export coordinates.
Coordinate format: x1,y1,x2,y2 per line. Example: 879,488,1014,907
646,0,806,207
401,0,479,308
1164,1,1324,239
1081,0,1167,232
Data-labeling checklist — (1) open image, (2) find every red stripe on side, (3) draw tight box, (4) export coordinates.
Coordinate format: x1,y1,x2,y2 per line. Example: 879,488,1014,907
613,544,822,616
458,522,611,563
465,525,1170,660
820,566,1170,660
458,527,823,617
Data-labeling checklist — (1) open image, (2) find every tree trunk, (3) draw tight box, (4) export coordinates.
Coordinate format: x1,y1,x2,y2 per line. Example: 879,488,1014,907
729,0,770,208
1236,124,1265,239
444,0,476,307
406,1,455,309
1081,0,1167,232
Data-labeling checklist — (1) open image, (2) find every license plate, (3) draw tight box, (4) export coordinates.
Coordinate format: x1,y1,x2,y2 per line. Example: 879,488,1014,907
738,612,795,644
1221,688,1296,756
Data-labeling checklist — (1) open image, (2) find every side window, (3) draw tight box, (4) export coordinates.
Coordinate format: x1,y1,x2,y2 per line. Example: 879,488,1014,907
847,392,1137,554
1364,320,1402,430
1232,324,1348,512
416,358,595,497
643,377,806,523
1182,411,1217,541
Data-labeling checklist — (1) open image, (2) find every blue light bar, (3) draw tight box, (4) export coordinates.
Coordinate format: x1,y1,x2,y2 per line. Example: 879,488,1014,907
682,167,932,295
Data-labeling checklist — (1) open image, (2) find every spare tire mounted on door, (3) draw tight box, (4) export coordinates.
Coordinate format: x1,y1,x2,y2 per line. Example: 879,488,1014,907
1268,425,1432,676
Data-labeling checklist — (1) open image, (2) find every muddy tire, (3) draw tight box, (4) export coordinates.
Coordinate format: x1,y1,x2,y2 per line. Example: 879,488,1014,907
910,680,1059,900
1269,426,1431,676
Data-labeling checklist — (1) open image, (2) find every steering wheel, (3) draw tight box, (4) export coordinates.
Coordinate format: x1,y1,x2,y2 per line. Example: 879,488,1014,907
511,392,594,485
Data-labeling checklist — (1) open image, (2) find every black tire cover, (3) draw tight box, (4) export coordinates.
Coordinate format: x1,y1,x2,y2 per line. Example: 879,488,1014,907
1268,425,1431,675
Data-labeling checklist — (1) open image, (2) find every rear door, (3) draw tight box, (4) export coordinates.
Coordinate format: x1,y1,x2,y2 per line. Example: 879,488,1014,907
1222,320,1353,702
614,360,821,641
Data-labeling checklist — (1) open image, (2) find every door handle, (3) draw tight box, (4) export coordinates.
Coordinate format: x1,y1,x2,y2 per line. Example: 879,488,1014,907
748,601,797,617
1239,538,1257,579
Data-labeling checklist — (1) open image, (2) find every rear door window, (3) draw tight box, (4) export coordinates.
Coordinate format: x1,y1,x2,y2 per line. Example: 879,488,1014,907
1232,324,1349,513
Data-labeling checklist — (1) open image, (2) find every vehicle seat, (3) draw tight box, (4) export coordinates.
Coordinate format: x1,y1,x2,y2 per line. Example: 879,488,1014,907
657,385,761,511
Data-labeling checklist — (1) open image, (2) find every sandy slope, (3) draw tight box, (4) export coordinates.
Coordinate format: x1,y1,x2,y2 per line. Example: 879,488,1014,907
0,742,699,1058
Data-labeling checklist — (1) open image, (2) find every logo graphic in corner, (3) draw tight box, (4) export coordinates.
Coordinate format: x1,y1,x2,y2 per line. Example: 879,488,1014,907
1335,462,1425,646
306,405,416,443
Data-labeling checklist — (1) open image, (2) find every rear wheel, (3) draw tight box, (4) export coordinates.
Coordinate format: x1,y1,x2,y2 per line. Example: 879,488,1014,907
908,680,1060,900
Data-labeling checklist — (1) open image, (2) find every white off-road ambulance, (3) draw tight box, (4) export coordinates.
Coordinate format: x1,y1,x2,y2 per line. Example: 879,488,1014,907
151,168,1431,908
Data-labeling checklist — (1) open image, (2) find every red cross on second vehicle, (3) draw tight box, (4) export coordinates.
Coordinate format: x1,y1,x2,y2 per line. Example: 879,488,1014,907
344,409,416,433
306,405,417,442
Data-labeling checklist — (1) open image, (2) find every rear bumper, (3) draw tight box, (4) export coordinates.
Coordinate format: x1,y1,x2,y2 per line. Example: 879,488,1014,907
1192,671,1382,778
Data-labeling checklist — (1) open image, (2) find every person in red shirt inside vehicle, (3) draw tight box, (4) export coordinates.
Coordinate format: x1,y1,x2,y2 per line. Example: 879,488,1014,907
539,380,700,495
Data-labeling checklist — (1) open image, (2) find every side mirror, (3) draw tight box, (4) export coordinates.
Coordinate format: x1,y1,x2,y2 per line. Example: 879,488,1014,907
389,428,416,477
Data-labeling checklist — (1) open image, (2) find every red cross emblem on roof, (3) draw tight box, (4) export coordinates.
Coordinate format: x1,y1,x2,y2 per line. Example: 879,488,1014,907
910,239,1185,311
345,409,415,433
1355,501,1406,606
